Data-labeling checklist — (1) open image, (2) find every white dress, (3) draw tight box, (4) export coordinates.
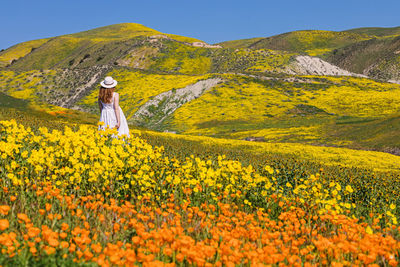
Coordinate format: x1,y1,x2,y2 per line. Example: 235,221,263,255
98,92,130,138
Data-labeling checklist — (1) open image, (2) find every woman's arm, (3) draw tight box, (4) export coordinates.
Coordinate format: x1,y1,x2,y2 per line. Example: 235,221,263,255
113,93,121,129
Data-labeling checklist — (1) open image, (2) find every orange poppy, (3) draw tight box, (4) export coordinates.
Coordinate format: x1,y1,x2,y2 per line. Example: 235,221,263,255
0,219,9,231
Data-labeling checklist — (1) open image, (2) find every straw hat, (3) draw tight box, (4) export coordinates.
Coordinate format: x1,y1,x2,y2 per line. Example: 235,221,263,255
100,76,118,88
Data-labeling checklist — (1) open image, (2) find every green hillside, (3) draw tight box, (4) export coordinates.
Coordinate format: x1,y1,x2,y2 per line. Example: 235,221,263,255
0,38,50,67
344,26,400,37
218,30,372,56
326,35,400,80
2,23,203,71
217,27,400,80
2,23,400,155
66,23,201,43
0,91,97,130
3,60,400,154
2,23,300,75
217,37,264,49
166,74,400,151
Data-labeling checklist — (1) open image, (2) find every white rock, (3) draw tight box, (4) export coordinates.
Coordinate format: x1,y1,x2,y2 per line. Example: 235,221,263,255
290,55,367,77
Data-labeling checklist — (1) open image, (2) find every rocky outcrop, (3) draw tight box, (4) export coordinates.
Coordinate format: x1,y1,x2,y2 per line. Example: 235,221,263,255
289,56,367,77
133,78,222,127
191,42,222,49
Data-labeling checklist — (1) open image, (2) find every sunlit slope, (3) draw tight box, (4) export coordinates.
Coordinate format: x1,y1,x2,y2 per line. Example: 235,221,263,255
219,30,372,56
0,91,97,129
120,39,297,74
217,27,400,80
4,23,203,71
118,40,214,75
326,35,400,80
344,26,400,37
4,23,300,75
166,75,400,151
0,38,50,67
77,68,212,118
4,66,400,152
0,67,111,109
66,23,201,43
171,75,400,132
217,37,264,49
0,70,58,100
141,130,400,173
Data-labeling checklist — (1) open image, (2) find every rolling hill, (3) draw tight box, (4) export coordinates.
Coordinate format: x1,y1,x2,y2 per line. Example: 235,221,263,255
218,26,400,81
219,30,371,56
1,23,400,155
326,35,400,81
1,23,362,77
218,30,372,55
344,26,400,37
0,23,203,71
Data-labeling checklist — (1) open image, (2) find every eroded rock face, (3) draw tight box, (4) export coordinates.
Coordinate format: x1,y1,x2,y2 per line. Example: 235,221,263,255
191,42,222,49
133,78,222,126
290,56,367,77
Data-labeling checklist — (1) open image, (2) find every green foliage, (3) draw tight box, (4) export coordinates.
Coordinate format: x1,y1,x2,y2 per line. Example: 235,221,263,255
217,37,265,49
3,23,203,71
78,68,211,119
0,92,97,131
345,26,400,37
250,30,372,56
146,40,213,74
326,36,400,80
0,38,50,67
139,129,400,215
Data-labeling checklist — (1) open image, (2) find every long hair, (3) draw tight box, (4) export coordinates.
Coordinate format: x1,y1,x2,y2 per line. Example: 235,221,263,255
98,87,115,103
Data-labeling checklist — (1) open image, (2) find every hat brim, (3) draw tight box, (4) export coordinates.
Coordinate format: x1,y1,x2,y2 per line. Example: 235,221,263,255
100,80,117,88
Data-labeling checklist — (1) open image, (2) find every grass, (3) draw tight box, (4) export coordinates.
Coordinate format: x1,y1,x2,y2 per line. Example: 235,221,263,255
0,92,97,131
77,68,212,121
3,23,203,71
326,35,400,80
216,37,265,49
3,65,400,154
218,30,372,57
170,74,400,132
0,38,50,67
345,26,400,37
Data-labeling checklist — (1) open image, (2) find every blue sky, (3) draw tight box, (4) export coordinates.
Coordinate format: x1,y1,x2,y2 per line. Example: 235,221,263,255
1,0,399,49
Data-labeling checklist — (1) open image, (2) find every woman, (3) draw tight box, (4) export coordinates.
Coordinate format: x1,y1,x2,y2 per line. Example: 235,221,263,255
98,76,130,138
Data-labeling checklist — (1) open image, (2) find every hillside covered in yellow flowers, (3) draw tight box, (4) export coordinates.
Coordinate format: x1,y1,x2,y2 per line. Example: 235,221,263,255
2,22,400,266
1,23,400,151
1,23,400,154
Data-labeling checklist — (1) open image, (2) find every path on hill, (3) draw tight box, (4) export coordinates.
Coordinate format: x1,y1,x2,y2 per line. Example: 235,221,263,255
133,78,222,127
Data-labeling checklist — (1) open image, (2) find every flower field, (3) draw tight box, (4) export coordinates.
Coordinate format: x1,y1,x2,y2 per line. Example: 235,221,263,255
78,69,211,119
171,75,400,135
1,119,400,266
